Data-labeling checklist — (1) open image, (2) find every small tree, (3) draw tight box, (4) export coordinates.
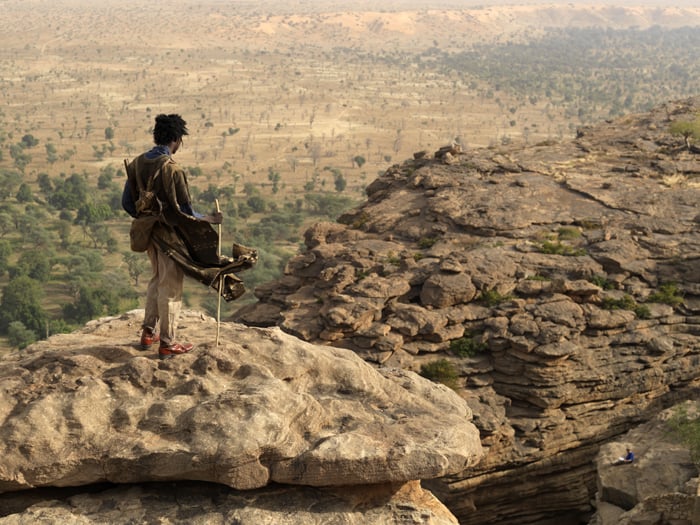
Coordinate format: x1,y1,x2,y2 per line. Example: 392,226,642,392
9,144,31,172
667,405,700,466
7,321,37,350
123,252,149,286
20,134,39,148
333,171,347,192
0,240,11,275
62,284,120,324
45,142,58,164
49,173,89,210
16,183,33,203
0,275,47,336
243,181,258,197
248,195,267,213
37,173,53,194
670,117,700,150
15,249,52,282
267,168,281,194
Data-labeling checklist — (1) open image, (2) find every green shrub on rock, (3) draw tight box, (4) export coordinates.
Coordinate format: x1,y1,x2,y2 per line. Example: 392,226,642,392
419,359,460,390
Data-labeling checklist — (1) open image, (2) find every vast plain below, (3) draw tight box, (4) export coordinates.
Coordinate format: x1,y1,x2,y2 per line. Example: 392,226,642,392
2,0,700,190
0,0,699,343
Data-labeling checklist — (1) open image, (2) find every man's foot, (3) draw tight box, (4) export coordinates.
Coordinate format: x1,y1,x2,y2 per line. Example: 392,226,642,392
158,342,194,360
139,329,160,350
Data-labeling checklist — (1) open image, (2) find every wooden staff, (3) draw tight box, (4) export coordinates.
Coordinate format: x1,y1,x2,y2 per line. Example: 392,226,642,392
215,198,222,346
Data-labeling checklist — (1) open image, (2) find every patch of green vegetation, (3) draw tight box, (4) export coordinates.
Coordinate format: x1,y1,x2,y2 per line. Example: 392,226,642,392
419,359,460,390
479,289,513,307
670,116,700,149
441,27,700,122
667,405,700,466
417,236,439,249
647,282,684,307
557,226,581,240
450,335,488,358
634,304,652,319
539,240,587,256
588,274,615,290
413,252,424,262
601,294,637,311
601,294,652,319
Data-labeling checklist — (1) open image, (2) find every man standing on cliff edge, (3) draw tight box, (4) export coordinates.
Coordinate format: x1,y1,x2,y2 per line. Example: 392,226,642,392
122,114,222,359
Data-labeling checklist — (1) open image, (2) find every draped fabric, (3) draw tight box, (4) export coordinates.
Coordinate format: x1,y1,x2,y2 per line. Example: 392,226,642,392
125,153,257,301
151,211,257,302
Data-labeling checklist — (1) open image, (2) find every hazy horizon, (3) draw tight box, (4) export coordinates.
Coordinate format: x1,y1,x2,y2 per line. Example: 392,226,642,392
10,0,699,10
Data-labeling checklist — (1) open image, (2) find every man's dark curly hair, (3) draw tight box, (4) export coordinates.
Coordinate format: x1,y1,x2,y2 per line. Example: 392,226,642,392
153,114,189,145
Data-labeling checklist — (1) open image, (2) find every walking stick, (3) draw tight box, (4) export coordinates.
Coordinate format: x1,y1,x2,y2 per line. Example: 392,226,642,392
215,199,222,346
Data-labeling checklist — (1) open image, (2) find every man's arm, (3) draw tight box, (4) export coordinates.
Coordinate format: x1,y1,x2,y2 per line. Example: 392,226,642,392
170,165,223,223
122,180,137,218
201,210,223,224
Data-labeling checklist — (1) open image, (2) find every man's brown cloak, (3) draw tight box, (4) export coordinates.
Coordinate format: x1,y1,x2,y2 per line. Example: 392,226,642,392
126,154,256,302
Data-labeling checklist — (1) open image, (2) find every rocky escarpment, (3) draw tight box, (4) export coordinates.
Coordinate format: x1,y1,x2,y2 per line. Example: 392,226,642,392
0,310,482,524
590,401,700,525
234,98,700,524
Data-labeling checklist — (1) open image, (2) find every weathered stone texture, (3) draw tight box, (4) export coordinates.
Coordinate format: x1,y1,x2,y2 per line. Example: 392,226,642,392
0,311,482,523
234,98,700,524
0,480,460,525
589,401,700,525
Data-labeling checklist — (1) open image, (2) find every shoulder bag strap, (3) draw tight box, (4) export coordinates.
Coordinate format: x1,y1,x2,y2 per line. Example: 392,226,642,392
146,156,171,191
124,158,144,193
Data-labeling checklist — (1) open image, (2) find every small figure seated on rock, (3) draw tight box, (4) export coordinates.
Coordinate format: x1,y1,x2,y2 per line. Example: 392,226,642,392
612,447,635,465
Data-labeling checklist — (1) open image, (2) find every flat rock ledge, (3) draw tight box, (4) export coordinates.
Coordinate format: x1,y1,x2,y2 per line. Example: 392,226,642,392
0,310,481,523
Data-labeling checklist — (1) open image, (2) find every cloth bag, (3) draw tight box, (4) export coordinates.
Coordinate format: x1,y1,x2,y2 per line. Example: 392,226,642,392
129,215,160,252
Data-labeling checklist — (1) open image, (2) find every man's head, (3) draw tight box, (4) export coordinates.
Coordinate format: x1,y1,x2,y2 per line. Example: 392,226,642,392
153,114,189,147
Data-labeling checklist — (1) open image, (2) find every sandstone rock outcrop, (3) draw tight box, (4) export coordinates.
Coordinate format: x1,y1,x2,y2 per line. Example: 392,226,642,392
589,401,700,525
234,98,700,524
0,310,482,523
0,480,459,525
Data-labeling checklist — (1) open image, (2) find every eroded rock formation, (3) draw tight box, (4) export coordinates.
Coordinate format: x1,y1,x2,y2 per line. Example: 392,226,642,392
234,98,700,524
0,310,482,523
589,401,700,525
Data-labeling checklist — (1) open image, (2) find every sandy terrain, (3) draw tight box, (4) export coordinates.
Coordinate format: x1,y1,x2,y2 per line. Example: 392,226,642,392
0,1,698,193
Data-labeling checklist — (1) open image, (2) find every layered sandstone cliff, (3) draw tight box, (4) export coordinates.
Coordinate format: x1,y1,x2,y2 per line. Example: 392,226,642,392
234,98,700,524
590,401,700,525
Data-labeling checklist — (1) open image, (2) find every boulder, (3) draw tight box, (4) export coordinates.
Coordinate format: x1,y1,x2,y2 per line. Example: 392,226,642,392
0,311,482,522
